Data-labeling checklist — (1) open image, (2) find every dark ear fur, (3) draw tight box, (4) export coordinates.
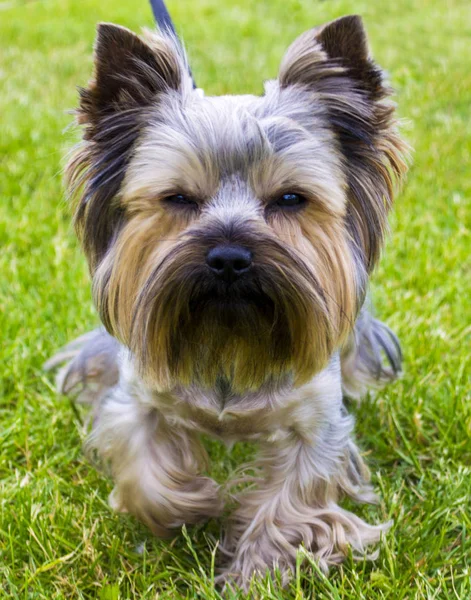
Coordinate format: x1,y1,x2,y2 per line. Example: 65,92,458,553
280,16,408,274
315,15,368,63
68,24,188,268
79,23,185,130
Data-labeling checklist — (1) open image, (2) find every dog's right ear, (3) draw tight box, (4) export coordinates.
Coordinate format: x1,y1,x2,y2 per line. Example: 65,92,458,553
79,23,187,131
69,24,190,269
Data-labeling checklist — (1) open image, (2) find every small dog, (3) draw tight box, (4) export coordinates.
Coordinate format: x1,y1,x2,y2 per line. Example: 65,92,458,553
47,15,408,588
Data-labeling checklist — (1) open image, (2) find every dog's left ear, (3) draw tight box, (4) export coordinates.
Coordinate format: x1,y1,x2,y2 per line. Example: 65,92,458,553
279,15,375,95
278,16,408,274
313,14,368,61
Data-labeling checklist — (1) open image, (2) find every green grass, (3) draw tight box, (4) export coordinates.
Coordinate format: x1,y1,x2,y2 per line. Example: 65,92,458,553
1,0,470,597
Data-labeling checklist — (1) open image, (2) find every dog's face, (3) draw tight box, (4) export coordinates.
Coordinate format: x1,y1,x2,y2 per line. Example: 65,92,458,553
68,17,406,392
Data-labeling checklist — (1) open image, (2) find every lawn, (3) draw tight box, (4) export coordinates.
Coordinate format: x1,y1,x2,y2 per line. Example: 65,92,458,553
1,0,470,598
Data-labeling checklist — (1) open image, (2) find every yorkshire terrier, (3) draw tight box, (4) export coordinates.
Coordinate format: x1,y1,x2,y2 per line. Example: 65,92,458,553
47,15,408,588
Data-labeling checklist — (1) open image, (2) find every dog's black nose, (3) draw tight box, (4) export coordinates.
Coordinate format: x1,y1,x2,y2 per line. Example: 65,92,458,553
206,245,253,282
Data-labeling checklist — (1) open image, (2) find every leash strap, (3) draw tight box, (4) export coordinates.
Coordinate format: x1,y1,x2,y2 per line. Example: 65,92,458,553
148,0,197,88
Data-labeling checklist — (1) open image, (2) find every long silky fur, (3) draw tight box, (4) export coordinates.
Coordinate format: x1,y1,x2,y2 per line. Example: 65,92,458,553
67,24,193,268
279,15,409,273
341,305,403,399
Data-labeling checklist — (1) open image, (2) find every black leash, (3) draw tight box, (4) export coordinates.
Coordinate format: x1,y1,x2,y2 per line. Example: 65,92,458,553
148,0,196,88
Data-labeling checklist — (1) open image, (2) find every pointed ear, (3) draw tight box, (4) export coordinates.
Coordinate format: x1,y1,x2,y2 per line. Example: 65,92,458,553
314,15,369,63
79,23,187,127
279,15,376,91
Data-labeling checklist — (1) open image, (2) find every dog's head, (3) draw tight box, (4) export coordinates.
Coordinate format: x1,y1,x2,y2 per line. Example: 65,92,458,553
68,16,407,392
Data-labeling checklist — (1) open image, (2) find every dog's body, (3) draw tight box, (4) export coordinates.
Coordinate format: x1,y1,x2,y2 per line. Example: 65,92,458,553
48,15,407,587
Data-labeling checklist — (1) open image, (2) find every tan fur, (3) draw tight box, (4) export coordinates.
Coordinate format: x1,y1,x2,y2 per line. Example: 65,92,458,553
95,199,357,392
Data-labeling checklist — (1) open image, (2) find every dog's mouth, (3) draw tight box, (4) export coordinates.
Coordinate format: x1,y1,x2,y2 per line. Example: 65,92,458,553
188,279,277,326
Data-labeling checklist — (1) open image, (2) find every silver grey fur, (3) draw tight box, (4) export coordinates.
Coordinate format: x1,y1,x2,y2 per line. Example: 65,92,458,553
47,308,399,587
341,305,402,399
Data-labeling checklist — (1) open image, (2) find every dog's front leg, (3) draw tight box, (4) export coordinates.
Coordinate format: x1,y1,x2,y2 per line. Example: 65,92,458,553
221,383,389,588
88,389,223,536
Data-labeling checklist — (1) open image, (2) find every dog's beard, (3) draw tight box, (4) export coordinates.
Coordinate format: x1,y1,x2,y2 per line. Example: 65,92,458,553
102,233,342,394
164,285,289,390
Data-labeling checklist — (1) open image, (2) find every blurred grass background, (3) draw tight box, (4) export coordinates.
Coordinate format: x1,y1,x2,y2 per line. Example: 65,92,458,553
1,0,470,598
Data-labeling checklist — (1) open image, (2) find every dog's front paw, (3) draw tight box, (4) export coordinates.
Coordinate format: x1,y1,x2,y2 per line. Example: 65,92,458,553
219,504,390,590
109,474,223,536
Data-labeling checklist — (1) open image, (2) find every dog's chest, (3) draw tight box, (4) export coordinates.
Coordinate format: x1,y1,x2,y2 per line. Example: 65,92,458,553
152,385,297,441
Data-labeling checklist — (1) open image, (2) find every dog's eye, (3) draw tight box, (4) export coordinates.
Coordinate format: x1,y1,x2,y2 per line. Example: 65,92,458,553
272,193,306,210
164,194,198,208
